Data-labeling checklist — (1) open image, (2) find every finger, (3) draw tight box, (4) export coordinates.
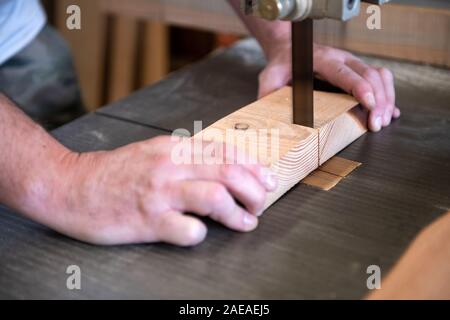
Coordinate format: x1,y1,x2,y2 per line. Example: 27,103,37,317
318,61,381,131
258,64,291,99
393,107,401,119
172,181,259,231
346,59,387,108
221,143,277,191
316,60,376,110
186,140,278,192
379,68,396,107
346,59,389,132
379,67,397,126
185,164,268,216
156,210,207,247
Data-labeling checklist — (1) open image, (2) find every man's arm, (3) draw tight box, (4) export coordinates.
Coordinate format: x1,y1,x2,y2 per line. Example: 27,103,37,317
0,93,276,246
0,94,69,221
228,0,400,132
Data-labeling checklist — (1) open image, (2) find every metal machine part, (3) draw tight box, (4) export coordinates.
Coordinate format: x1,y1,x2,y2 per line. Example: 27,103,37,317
243,0,362,22
241,0,390,127
292,20,314,127
362,0,390,5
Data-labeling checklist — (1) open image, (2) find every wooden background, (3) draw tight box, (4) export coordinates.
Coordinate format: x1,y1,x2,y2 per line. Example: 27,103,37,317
42,0,450,111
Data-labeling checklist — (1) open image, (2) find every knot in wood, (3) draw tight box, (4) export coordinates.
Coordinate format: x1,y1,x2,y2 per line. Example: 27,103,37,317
234,123,250,131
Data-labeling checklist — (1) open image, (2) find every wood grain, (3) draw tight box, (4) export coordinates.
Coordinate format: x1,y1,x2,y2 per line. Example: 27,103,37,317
196,87,366,209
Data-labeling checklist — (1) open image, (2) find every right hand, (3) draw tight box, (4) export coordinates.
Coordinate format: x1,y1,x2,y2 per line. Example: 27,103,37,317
37,136,277,246
259,43,401,132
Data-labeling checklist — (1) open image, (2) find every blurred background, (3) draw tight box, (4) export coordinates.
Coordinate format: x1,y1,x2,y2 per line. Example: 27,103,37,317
40,0,449,111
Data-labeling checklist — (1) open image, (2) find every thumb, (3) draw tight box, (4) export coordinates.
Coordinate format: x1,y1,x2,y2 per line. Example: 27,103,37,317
258,64,291,99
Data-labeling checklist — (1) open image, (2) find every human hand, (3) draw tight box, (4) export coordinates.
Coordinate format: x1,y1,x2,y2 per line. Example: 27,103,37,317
259,43,401,132
38,136,277,246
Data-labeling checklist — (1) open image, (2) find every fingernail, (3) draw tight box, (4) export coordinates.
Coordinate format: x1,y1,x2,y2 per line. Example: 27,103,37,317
244,213,258,228
372,117,382,132
363,93,376,110
261,167,277,191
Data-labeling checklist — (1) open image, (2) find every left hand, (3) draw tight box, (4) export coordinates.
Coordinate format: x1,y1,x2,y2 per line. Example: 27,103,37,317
259,43,401,132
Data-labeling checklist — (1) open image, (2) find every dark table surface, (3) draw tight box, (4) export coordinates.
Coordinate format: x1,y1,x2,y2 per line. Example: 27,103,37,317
1,40,449,299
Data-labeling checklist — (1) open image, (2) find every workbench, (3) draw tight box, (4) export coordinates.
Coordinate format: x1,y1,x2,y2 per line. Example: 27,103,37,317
0,39,449,299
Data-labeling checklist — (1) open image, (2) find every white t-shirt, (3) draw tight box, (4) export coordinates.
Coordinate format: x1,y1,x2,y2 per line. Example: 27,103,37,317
0,0,47,65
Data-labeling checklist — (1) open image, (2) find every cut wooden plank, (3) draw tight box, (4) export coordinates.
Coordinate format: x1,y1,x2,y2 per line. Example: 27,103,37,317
302,170,342,191
319,157,362,178
302,157,362,191
195,87,367,210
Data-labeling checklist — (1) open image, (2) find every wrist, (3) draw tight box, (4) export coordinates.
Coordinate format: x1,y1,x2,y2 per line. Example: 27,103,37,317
21,146,108,240
18,143,78,226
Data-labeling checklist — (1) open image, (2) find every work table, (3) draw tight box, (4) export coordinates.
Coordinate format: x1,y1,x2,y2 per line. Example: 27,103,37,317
0,39,449,299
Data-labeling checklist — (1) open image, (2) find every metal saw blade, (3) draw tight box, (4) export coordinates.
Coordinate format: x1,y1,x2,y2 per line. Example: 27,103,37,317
292,19,314,127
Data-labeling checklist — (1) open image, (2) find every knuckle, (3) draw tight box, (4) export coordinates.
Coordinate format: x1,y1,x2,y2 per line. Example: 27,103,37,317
336,66,347,76
379,67,394,80
208,184,229,205
362,68,378,81
354,81,372,96
220,164,240,182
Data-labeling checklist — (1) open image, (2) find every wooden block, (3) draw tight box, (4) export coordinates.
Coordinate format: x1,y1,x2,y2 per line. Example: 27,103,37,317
195,87,366,210
314,93,368,165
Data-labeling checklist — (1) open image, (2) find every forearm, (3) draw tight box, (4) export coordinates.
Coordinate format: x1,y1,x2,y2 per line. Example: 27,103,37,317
0,93,72,222
228,0,290,60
